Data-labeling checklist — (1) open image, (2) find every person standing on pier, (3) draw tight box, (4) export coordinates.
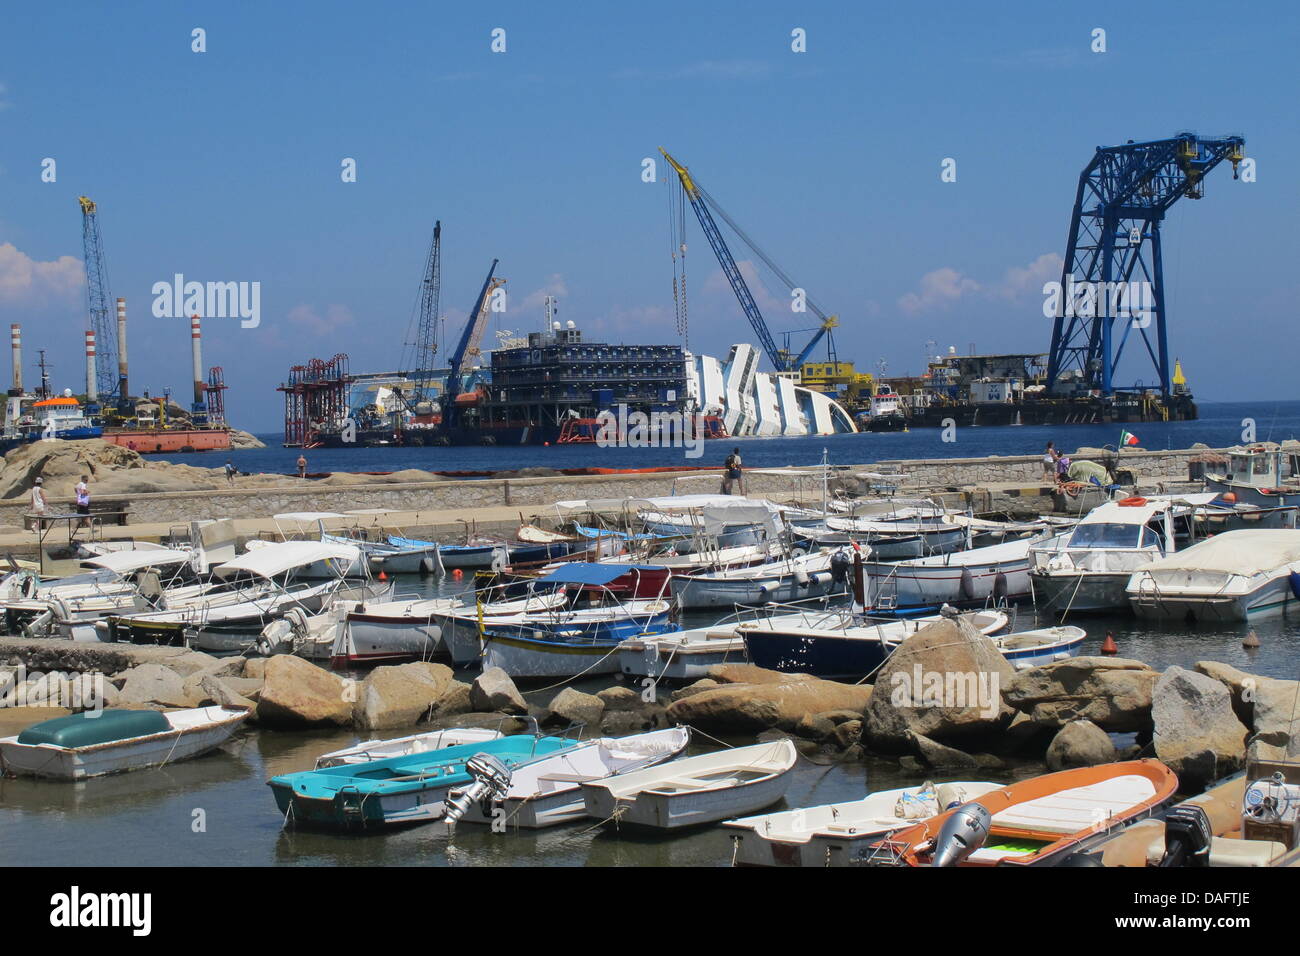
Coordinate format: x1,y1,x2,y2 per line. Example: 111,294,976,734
296,454,308,479
721,447,745,496
73,475,91,534
1042,442,1057,483
224,460,237,485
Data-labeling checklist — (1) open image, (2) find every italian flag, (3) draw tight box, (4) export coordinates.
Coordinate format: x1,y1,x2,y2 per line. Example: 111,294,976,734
1120,430,1140,447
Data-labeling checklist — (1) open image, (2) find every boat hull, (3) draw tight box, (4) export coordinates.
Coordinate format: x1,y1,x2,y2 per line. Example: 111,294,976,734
102,428,231,454
332,613,442,668
865,557,1031,608
1128,575,1297,622
671,571,840,610
583,763,793,829
1030,570,1133,614
742,629,889,680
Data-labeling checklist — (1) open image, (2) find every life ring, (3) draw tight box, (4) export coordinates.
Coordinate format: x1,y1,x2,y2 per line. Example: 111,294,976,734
1118,496,1148,507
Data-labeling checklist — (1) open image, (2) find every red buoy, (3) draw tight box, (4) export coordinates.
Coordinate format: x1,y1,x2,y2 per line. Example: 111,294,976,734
452,568,463,580
1101,632,1119,655
378,570,387,581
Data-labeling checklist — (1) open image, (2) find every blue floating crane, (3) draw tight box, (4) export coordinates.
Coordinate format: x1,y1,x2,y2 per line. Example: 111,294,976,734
660,148,837,373
1045,134,1245,398
78,197,120,399
440,260,502,431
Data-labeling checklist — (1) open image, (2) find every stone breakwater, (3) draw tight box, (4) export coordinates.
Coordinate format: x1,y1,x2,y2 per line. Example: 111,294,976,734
3,618,1289,794
0,437,1268,530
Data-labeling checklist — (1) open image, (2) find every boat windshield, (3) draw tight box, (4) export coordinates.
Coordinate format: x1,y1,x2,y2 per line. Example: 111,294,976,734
1069,523,1142,549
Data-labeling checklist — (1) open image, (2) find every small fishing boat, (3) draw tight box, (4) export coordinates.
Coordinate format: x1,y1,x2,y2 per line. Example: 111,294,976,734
864,534,1041,610
989,625,1086,670
724,780,1002,866
1203,445,1300,508
1127,529,1300,622
452,564,678,678
0,706,249,780
861,759,1178,866
797,518,966,560
255,584,396,659
580,739,798,830
669,548,851,610
438,540,511,571
269,733,580,831
443,727,691,829
314,728,503,767
738,608,1009,680
335,587,571,668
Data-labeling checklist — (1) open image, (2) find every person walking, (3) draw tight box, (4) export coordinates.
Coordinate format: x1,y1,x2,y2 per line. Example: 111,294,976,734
1055,451,1072,486
1042,442,1057,483
296,454,308,479
721,447,744,496
224,460,237,485
29,478,47,526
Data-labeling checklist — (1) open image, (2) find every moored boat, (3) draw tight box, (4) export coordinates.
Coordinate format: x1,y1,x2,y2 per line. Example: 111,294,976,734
580,738,798,830
314,728,503,767
0,706,249,780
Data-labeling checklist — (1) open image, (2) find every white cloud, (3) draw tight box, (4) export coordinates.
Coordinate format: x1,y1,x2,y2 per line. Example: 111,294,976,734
0,242,84,305
286,303,355,335
513,273,568,316
897,253,1064,314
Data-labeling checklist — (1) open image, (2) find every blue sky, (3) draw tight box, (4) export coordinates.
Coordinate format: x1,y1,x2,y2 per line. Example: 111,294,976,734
1,1,1296,431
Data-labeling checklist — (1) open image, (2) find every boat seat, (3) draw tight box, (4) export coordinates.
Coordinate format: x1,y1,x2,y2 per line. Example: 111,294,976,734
991,775,1157,837
535,772,598,783
1143,834,1286,867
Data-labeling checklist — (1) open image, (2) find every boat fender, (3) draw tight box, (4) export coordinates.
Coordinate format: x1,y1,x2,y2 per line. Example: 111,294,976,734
930,802,991,867
809,572,832,588
992,572,1008,600
794,568,810,586
959,567,976,601
1118,496,1148,507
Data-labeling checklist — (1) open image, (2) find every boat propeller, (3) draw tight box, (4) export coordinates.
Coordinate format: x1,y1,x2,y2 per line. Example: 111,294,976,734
444,752,513,827
930,802,992,867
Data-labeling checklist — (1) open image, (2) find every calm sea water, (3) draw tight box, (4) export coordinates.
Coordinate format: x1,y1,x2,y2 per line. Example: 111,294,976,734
170,400,1300,475
4,400,1300,866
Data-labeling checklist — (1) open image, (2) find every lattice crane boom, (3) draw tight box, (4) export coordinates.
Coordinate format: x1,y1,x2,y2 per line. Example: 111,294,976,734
1045,134,1245,397
78,196,120,398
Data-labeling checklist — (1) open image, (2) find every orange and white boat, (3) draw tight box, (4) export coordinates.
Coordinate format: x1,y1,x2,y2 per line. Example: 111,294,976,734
862,759,1178,867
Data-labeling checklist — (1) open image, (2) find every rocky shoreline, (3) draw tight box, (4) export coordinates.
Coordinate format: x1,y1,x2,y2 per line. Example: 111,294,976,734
2,615,1289,796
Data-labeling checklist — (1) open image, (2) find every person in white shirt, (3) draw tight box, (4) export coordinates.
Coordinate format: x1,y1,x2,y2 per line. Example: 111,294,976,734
29,478,47,525
74,475,91,533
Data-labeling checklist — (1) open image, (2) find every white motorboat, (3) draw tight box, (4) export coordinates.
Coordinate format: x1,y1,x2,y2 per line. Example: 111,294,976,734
864,534,1042,609
669,548,851,610
314,728,504,767
989,624,1086,670
580,738,798,829
724,780,1002,866
101,541,365,651
1127,529,1300,622
444,727,692,829
0,706,249,780
1030,497,1180,614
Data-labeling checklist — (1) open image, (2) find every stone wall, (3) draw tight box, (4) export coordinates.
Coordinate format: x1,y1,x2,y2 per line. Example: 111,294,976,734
876,445,1228,488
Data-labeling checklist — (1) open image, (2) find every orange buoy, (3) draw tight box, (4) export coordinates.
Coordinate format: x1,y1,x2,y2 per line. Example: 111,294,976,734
1222,492,1237,504
1118,496,1148,507
378,570,387,581
1243,629,1261,649
1101,632,1119,655
452,568,463,580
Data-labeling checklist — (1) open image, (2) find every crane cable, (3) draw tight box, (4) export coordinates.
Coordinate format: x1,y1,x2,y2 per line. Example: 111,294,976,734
667,177,688,347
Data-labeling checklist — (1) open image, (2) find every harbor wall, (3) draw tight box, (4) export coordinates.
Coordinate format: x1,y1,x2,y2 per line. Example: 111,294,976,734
0,444,1240,530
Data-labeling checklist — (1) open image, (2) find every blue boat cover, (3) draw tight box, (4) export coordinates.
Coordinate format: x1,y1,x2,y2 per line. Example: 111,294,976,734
534,563,655,586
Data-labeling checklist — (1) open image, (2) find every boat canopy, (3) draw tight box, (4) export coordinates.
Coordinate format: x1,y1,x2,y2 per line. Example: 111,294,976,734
1140,529,1300,576
533,563,657,586
213,541,360,579
1079,493,1223,526
82,549,194,573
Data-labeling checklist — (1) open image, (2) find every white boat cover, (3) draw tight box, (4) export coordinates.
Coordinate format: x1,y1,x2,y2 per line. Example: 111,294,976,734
214,541,361,579
1140,529,1300,576
82,549,194,573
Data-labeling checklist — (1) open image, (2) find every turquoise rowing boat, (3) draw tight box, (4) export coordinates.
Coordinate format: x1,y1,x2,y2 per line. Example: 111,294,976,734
269,733,578,831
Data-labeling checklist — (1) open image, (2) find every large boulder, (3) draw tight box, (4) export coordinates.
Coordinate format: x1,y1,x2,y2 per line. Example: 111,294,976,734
256,656,355,728
911,732,981,769
470,668,527,715
863,617,1016,754
1152,666,1248,789
0,439,141,499
1046,719,1117,770
544,687,605,729
197,674,256,710
354,662,454,730
706,663,818,686
665,676,871,734
1002,656,1159,732
430,680,474,718
1247,676,1300,759
117,663,194,708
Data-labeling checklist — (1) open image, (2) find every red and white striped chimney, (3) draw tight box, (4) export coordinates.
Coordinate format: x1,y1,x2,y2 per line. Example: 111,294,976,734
10,324,22,393
85,330,98,402
116,297,129,398
190,314,205,406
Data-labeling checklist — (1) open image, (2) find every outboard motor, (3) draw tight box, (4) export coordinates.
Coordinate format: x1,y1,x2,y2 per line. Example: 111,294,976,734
829,549,851,584
930,802,991,867
444,752,513,827
1157,804,1213,867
